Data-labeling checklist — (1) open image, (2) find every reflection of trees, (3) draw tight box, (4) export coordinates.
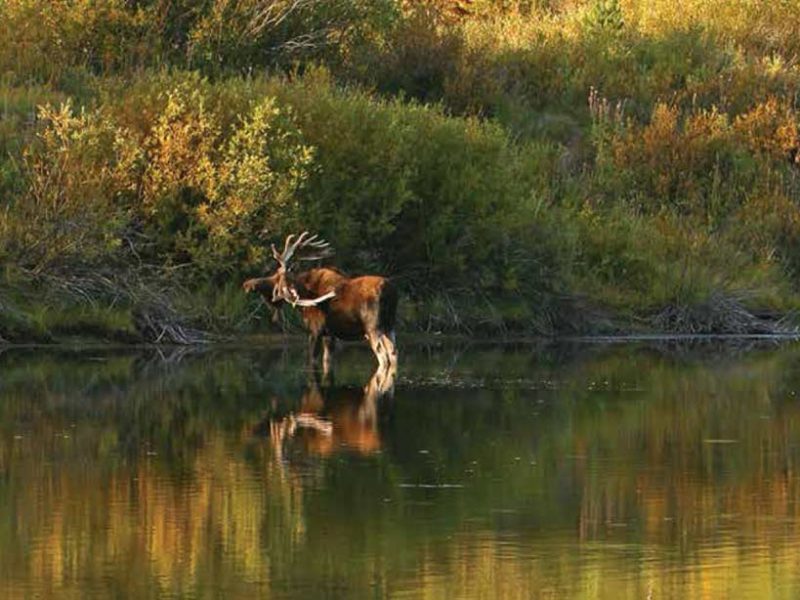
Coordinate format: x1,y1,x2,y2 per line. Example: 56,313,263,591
3,344,800,597
0,350,400,597
379,345,800,597
0,348,308,596
3,433,308,596
568,355,800,546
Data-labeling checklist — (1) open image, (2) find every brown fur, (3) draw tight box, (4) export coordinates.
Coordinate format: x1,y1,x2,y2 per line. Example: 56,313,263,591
293,383,381,456
243,267,398,370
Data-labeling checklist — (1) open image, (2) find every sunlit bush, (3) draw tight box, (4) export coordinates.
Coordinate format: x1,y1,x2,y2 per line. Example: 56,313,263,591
0,0,152,83
587,99,770,228
733,97,799,163
129,85,313,275
1,102,138,272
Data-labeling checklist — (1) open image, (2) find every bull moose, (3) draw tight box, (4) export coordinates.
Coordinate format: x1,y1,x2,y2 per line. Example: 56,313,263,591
242,232,398,372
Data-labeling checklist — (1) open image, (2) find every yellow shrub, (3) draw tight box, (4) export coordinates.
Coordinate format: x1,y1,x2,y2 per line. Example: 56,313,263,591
142,89,220,215
198,99,314,269
734,97,798,161
4,102,139,271
608,103,737,213
0,0,151,82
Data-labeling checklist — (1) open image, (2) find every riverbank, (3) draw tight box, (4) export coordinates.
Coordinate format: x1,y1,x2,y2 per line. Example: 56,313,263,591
2,2,799,342
1,289,797,346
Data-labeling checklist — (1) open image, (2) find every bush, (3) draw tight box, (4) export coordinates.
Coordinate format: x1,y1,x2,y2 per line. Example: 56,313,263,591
256,69,561,297
136,86,314,273
0,0,152,84
1,102,136,272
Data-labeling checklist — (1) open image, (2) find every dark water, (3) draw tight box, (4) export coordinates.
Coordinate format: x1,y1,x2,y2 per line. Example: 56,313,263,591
2,340,800,599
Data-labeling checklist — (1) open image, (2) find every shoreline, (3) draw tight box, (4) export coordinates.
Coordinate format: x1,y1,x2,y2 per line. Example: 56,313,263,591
2,331,799,350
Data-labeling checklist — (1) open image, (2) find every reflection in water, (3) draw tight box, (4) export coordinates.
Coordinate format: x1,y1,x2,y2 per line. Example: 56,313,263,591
1,343,800,597
262,367,395,459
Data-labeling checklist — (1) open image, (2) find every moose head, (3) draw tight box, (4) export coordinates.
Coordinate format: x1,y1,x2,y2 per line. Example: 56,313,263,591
242,231,336,308
268,231,336,307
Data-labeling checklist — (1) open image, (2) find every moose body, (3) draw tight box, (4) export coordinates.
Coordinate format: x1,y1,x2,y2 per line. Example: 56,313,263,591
243,238,398,372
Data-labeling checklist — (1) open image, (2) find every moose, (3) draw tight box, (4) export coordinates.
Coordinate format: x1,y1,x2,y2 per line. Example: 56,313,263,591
242,232,398,372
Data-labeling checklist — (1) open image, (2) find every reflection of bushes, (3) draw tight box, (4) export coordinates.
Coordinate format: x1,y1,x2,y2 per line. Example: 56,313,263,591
5,345,800,597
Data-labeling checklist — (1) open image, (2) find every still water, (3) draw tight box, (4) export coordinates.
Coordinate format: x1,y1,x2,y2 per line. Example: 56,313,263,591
2,340,800,599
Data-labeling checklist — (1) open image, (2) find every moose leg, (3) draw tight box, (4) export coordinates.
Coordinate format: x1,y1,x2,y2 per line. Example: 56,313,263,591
379,331,398,370
308,333,323,369
321,337,336,383
366,331,387,371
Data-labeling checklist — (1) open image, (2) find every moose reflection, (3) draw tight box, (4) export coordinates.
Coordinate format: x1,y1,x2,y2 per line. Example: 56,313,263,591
243,232,398,374
257,367,395,460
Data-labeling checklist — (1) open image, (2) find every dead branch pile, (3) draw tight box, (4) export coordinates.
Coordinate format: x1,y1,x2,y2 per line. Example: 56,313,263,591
652,291,792,335
35,268,211,344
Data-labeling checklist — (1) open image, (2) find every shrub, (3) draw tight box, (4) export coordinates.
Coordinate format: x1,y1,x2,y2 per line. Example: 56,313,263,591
0,0,153,84
733,97,799,163
187,0,399,73
120,83,314,276
1,102,137,272
590,100,766,227
255,69,560,297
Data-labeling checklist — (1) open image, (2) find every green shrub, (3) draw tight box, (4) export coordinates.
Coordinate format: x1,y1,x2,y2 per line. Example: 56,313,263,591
256,69,562,296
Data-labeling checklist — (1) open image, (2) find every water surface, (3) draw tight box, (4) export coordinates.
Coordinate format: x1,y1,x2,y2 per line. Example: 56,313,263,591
2,340,800,598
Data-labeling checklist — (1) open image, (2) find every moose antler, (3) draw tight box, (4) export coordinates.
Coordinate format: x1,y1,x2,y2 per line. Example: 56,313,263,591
271,231,333,268
270,232,337,307
284,289,336,307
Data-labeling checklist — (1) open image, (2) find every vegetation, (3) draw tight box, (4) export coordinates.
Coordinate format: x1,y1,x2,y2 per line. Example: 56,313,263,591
1,0,799,341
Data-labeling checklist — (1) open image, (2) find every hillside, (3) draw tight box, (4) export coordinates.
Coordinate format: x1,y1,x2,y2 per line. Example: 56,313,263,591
1,0,799,341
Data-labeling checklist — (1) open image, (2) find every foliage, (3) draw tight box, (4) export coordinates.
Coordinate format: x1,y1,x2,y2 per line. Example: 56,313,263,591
0,0,398,84
1,102,135,272
1,0,800,339
136,86,314,273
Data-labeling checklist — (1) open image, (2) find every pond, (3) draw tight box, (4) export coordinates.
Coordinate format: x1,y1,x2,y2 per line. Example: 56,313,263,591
2,339,800,598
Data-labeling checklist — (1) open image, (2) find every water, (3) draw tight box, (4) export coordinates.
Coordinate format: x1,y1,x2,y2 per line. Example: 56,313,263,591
2,340,800,598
